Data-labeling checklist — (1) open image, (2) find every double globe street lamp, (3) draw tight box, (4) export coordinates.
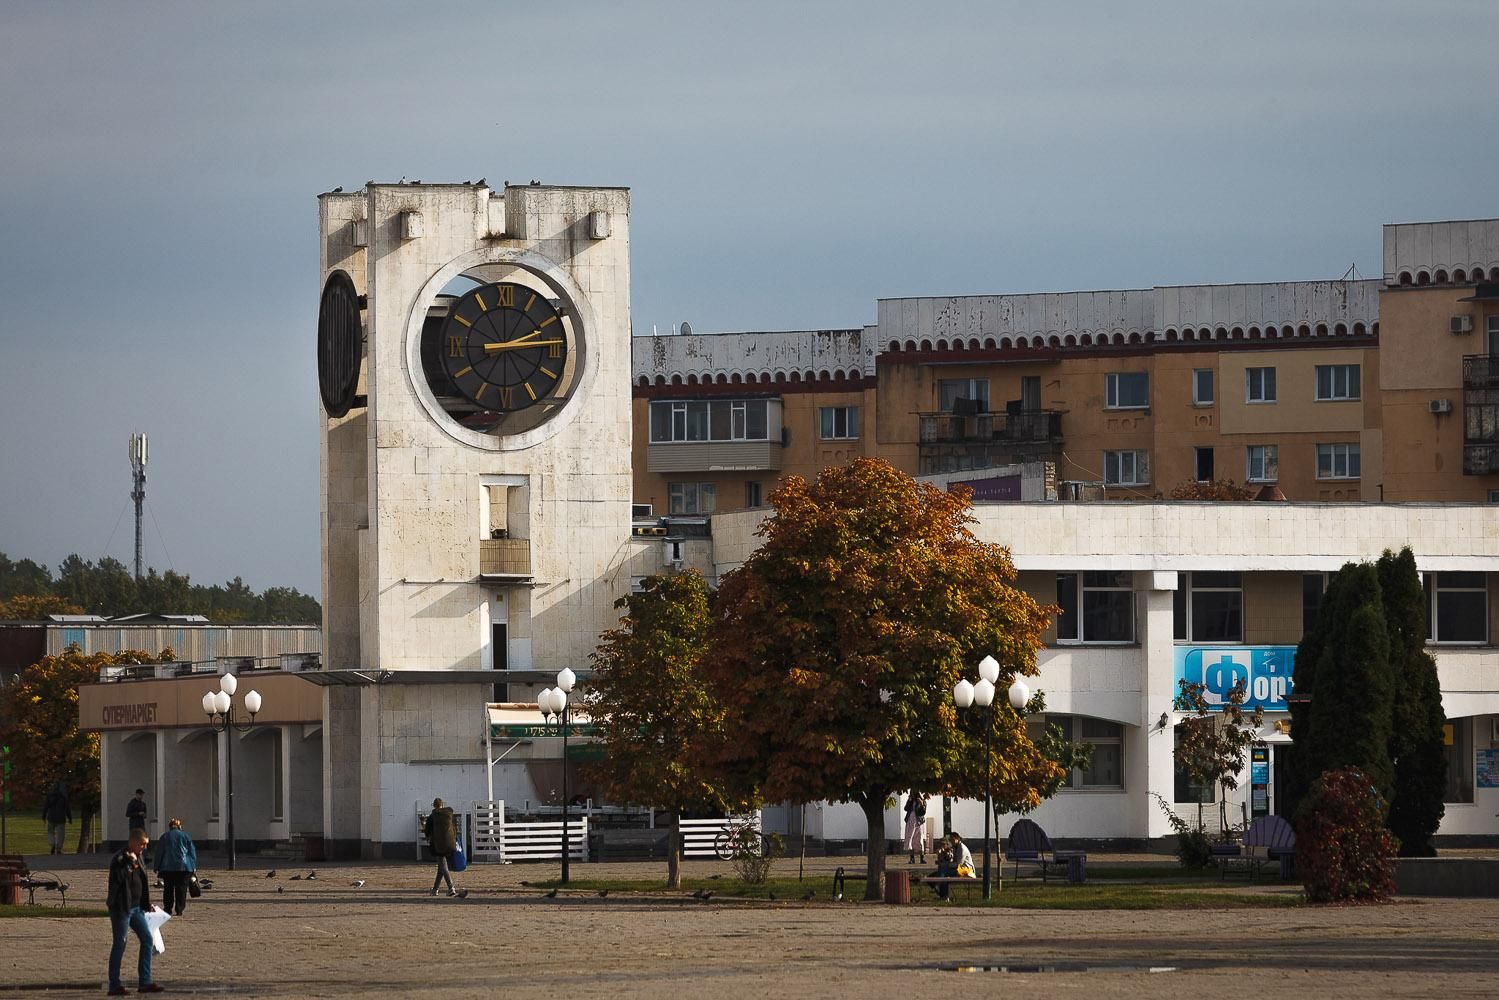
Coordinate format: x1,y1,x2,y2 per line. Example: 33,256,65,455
537,667,577,884
201,672,264,872
953,654,1030,900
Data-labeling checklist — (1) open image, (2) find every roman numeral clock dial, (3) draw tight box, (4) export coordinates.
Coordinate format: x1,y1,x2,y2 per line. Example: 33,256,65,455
438,281,569,417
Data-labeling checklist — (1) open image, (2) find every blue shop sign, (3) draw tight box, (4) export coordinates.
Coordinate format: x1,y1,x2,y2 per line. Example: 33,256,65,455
1173,646,1296,712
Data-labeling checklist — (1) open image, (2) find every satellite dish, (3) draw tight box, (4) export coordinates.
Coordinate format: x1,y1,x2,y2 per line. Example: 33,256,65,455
679,321,692,336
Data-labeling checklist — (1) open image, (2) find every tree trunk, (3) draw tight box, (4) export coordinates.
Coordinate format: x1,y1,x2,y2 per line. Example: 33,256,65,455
75,811,94,854
860,795,887,901
666,812,682,889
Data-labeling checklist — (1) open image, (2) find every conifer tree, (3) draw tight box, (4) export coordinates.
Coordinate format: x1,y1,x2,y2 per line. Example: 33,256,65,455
1379,547,1446,856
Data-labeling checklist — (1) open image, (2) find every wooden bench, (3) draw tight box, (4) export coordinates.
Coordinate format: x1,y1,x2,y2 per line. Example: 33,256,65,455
1008,819,1088,882
0,855,69,906
914,875,982,900
1216,816,1296,881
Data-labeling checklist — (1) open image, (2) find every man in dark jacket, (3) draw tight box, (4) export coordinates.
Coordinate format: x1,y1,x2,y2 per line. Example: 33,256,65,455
423,797,459,897
107,829,164,994
126,789,148,834
41,781,71,855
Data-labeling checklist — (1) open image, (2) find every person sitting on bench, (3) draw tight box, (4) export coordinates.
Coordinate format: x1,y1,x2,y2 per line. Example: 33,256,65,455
932,832,975,899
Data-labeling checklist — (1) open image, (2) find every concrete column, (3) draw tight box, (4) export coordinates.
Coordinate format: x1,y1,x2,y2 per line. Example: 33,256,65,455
322,686,363,856
1139,572,1179,840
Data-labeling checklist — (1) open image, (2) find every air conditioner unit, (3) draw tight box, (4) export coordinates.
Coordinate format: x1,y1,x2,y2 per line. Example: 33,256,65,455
1430,398,1454,414
1451,315,1474,334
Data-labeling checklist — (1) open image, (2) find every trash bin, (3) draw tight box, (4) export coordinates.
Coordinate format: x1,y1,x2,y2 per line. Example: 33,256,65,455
883,869,911,904
0,869,21,906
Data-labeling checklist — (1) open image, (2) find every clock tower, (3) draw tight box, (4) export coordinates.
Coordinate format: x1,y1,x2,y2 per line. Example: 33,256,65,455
315,182,633,856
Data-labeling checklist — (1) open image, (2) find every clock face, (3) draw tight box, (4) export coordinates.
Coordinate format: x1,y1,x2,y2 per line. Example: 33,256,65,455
438,281,569,413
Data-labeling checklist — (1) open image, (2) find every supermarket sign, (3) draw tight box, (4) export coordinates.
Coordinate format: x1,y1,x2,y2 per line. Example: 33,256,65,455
1173,646,1296,712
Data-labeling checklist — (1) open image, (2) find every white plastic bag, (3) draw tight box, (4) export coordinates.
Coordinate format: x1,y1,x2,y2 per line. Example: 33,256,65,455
143,907,172,954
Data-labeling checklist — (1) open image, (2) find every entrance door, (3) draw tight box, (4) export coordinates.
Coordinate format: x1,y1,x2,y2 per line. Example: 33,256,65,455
1271,744,1300,819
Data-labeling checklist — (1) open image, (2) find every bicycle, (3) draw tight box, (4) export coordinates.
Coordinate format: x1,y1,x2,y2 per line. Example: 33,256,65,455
713,817,762,861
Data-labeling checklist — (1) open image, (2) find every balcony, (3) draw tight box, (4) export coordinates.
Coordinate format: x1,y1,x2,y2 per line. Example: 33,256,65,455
646,440,783,473
1463,355,1499,389
917,409,1063,476
480,538,532,578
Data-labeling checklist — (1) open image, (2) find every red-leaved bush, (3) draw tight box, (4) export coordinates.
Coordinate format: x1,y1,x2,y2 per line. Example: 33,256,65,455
1295,768,1398,903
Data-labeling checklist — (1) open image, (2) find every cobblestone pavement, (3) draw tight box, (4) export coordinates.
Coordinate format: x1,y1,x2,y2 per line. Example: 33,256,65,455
7,854,1499,998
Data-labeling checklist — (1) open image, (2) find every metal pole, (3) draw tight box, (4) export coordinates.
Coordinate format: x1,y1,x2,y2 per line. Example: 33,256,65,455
225,709,237,871
982,708,992,900
560,702,570,884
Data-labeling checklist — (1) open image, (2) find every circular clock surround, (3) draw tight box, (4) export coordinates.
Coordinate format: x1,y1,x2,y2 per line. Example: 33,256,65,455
404,248,599,452
317,270,363,418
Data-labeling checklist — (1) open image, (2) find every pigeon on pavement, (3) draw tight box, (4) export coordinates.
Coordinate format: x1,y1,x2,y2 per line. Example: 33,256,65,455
597,889,609,898
802,889,816,901
544,888,559,899
265,871,276,879
456,888,469,899
351,880,365,888
276,886,284,894
290,875,302,881
306,871,318,880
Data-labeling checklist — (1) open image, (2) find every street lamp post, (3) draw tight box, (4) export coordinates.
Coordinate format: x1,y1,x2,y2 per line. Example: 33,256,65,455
953,654,1029,901
538,667,577,884
201,672,263,872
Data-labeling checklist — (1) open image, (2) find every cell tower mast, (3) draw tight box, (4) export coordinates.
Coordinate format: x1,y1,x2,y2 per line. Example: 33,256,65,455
129,433,148,581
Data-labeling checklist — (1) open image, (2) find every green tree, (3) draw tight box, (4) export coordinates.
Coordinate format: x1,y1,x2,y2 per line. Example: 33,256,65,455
0,553,55,599
1378,547,1446,856
704,459,1063,899
585,571,735,888
1173,680,1263,836
0,644,175,851
1295,563,1396,804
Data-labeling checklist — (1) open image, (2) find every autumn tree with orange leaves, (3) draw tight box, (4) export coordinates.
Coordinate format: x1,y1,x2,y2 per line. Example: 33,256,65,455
705,459,1064,899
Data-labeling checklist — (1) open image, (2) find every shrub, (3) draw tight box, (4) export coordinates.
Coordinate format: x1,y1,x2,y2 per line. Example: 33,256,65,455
1152,793,1214,869
728,827,784,885
1295,768,1398,903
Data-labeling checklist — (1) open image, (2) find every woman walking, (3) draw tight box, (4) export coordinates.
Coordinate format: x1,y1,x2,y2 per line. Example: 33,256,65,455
424,798,459,897
154,818,198,917
902,791,928,865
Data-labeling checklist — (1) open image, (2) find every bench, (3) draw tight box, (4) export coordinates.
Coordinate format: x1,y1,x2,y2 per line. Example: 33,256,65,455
1216,815,1296,881
0,856,69,906
914,875,981,900
1007,819,1088,883
831,866,869,900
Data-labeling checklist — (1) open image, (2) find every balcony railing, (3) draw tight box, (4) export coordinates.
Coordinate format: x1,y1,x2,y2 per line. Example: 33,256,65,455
480,538,532,577
918,409,1062,446
1464,444,1499,476
1463,355,1499,388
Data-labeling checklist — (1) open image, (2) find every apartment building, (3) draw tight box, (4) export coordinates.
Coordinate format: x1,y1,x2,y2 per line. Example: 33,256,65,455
633,218,1499,512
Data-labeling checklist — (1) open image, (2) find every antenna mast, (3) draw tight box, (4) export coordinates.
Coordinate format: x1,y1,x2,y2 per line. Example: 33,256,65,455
129,433,148,580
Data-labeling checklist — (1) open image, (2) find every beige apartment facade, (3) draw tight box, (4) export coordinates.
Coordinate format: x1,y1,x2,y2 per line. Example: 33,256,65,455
632,219,1499,512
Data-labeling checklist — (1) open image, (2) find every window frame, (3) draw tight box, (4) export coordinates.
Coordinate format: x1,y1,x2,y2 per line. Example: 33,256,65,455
1314,364,1362,402
1033,715,1125,790
938,378,990,413
649,399,770,443
1425,572,1488,645
1315,442,1361,480
1173,720,1216,804
1055,571,1136,644
744,480,763,508
818,405,860,440
1246,444,1279,483
1105,372,1150,410
1192,369,1214,406
1103,449,1150,487
1173,571,1245,644
1194,447,1214,483
667,481,717,515
1245,366,1277,404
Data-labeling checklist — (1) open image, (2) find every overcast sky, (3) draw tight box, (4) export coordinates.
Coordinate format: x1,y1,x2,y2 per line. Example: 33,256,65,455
2,1,1496,597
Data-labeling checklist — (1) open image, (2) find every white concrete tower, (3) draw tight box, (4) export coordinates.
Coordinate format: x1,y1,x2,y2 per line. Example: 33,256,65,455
316,181,633,855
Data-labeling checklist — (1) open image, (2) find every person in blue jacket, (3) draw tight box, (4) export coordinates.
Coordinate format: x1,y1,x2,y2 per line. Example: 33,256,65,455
153,818,198,917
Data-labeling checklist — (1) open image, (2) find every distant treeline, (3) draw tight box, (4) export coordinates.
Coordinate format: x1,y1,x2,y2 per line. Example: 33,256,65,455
0,551,321,624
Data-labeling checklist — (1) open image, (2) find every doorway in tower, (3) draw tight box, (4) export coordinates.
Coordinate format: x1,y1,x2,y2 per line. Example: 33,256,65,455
490,623,509,702
1271,743,1301,820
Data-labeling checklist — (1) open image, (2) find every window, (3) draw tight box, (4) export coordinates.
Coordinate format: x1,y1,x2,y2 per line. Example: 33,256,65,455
649,400,769,442
1055,571,1135,643
1246,445,1278,483
1174,721,1215,803
1443,717,1474,804
1173,571,1244,643
269,728,284,821
1489,490,1499,504
1105,372,1149,409
938,378,990,413
1425,572,1488,644
745,481,762,507
819,406,860,440
1194,447,1214,482
1302,573,1327,636
1104,450,1150,486
1245,367,1277,403
1032,716,1124,789
1488,315,1499,356
1315,443,1361,480
1315,364,1361,401
1192,369,1214,406
667,482,716,515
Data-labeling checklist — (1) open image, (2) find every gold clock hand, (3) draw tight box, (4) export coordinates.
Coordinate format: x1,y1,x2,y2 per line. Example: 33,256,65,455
483,339,563,352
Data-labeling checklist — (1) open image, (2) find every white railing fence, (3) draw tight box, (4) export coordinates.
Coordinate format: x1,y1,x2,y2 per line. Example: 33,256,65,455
465,800,587,862
680,813,761,858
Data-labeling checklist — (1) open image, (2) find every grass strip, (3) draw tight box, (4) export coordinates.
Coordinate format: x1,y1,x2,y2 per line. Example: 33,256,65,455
0,905,108,918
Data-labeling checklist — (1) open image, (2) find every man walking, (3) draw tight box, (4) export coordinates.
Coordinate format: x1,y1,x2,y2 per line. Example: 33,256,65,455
107,829,164,995
126,789,148,835
41,781,71,855
423,797,459,897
